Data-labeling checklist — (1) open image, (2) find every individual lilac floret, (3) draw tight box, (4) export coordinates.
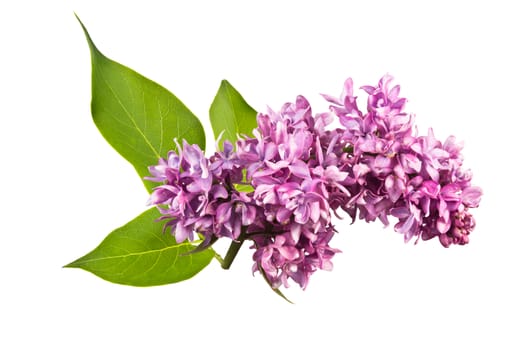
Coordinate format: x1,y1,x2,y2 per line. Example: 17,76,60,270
215,192,257,240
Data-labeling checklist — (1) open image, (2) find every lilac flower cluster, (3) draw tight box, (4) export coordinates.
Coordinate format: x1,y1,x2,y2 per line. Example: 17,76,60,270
146,75,482,289
324,75,482,247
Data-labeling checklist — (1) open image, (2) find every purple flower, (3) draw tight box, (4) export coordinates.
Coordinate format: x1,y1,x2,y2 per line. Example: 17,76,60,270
215,192,257,239
144,73,482,292
251,226,339,289
411,129,450,182
210,139,242,181
327,74,482,247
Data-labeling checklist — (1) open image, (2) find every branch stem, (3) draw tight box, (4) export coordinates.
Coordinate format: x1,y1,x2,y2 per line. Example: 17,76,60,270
221,233,246,270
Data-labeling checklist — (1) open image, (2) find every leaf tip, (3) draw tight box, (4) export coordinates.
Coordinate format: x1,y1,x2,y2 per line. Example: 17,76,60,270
63,257,82,268
74,13,101,58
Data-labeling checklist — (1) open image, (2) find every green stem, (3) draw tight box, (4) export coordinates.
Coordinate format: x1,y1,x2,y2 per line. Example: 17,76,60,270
221,234,245,270
213,252,225,266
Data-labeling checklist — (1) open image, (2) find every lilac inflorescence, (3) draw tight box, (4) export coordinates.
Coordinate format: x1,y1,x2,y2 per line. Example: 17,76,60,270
146,74,482,290
325,75,482,247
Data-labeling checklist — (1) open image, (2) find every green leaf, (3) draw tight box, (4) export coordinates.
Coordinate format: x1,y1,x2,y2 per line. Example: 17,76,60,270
65,208,214,286
234,168,254,193
234,183,255,192
258,263,294,304
77,15,205,192
209,80,258,146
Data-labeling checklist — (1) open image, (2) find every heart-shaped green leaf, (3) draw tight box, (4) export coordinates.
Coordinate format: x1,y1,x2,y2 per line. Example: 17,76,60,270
65,208,214,286
209,80,258,146
77,16,205,192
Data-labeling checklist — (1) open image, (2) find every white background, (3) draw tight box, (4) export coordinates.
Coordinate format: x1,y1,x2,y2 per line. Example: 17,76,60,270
1,0,521,349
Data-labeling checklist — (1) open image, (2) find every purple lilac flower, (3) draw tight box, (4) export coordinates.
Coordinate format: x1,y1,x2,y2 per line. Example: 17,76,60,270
146,73,482,291
146,140,211,243
327,74,482,247
251,226,340,289
233,95,352,289
215,192,257,240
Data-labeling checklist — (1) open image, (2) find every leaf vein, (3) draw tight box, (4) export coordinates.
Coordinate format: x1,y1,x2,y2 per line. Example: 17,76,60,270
76,242,195,265
99,70,161,159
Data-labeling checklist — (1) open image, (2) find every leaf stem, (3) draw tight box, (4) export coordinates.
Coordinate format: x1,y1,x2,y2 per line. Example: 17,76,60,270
214,252,225,266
